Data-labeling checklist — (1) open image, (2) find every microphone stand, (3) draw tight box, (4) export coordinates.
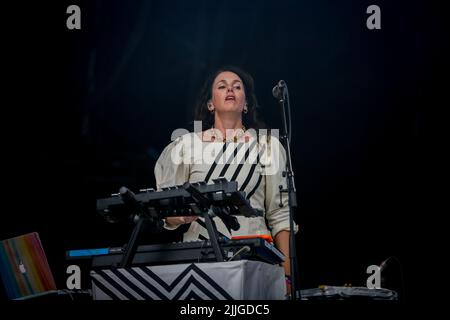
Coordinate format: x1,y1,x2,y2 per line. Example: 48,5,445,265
275,83,301,300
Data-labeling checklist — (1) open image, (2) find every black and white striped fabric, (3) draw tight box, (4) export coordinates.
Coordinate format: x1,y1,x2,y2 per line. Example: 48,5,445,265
186,138,267,241
154,131,291,242
90,260,285,300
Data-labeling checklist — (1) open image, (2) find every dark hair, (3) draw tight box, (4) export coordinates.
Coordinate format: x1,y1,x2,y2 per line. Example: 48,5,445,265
193,66,265,130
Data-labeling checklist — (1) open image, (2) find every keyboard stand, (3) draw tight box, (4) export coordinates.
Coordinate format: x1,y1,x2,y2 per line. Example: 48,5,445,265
183,182,224,262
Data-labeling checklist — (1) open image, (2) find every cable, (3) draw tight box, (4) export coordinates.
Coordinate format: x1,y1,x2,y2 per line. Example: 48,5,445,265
228,246,251,261
380,255,406,301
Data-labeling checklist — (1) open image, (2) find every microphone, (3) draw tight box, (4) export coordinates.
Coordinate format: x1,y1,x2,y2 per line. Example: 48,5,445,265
272,80,286,99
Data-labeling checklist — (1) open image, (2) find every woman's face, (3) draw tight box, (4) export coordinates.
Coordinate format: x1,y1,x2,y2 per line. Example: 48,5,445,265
209,71,246,114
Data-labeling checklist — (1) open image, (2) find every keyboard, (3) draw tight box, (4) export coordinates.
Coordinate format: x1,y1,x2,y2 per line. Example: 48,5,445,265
66,238,285,267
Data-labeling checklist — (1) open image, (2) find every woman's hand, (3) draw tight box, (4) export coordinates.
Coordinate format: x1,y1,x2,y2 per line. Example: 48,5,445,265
165,216,199,228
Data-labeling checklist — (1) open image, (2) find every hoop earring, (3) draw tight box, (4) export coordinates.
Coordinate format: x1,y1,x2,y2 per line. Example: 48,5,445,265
243,104,248,114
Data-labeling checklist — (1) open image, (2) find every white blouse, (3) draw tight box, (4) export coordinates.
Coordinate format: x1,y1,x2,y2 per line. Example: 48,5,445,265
154,130,294,242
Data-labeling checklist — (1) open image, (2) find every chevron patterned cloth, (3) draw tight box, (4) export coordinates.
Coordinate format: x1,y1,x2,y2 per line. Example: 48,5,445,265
90,260,285,300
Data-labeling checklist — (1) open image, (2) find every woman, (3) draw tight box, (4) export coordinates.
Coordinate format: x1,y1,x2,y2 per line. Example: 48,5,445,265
154,66,296,292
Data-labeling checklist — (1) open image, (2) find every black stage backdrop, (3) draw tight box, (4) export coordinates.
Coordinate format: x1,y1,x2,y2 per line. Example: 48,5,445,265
2,0,445,302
